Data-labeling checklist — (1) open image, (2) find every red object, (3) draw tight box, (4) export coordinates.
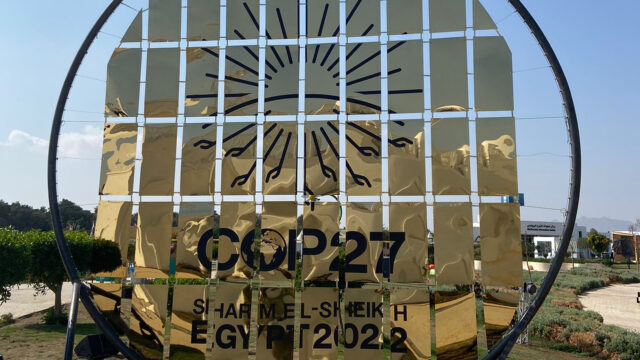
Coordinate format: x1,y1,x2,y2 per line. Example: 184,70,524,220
428,264,435,269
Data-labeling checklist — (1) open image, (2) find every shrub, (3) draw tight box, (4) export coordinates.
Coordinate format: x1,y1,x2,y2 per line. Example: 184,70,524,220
602,258,613,267
0,312,14,326
0,227,30,304
605,332,640,360
43,306,68,325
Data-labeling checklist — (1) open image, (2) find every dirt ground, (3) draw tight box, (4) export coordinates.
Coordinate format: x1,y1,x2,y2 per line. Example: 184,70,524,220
579,283,640,333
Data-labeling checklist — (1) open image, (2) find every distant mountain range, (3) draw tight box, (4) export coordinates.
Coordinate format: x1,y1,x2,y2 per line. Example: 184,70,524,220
577,216,635,234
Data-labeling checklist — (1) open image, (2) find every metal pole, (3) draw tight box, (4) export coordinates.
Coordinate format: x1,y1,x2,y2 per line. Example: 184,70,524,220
64,282,82,360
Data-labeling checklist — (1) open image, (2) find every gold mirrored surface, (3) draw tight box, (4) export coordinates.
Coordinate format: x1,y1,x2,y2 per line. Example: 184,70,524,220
187,0,220,41
181,123,216,195
302,202,340,282
145,48,180,117
135,202,172,278
169,285,208,359
299,286,339,359
256,287,295,360
389,203,428,283
139,124,177,196
129,284,168,360
388,40,424,113
227,0,259,40
218,202,256,280
346,0,379,37
99,123,137,195
345,202,382,283
433,202,474,285
263,122,297,195
430,37,468,110
473,0,497,30
483,288,519,350
176,202,214,279
343,288,383,358
90,283,127,335
479,203,523,288
388,120,426,195
305,121,339,196
476,117,518,196
122,11,142,42
435,291,477,360
388,0,422,35
221,122,257,195
185,47,219,117
390,288,430,360
95,201,132,277
225,46,259,116
429,0,466,33
431,117,471,195
346,121,381,195
346,43,380,115
211,283,252,359
267,0,298,40
265,45,298,115
259,202,297,281
105,49,141,117
307,0,339,39
148,0,180,42
474,36,513,111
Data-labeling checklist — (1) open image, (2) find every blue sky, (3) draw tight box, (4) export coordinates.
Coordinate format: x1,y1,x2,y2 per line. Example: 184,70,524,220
0,0,638,223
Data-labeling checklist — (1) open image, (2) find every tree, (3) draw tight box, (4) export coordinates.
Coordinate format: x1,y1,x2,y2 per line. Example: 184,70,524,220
0,200,51,231
0,228,30,305
58,199,94,232
587,228,611,259
23,230,122,321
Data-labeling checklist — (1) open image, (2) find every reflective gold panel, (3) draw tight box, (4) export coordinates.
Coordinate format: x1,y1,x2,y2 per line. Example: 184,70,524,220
305,121,339,196
346,121,381,195
263,122,297,195
267,0,298,40
176,202,214,279
476,117,518,196
99,123,137,195
429,0,466,33
346,0,379,37
94,201,132,277
122,11,142,42
473,0,497,30
148,0,181,42
211,283,252,359
388,120,426,195
307,0,339,39
388,40,424,113
435,291,477,360
135,202,172,278
181,123,216,195
145,48,180,117
390,288,430,360
433,202,474,285
343,288,383,358
221,122,257,195
187,0,220,41
479,203,523,288
483,288,519,350
345,203,382,283
431,117,471,195
227,0,259,40
139,124,177,196
105,49,141,117
389,203,428,283
225,46,259,116
265,46,299,115
256,287,295,360
388,0,422,35
474,36,513,111
299,287,339,359
218,202,256,280
259,202,297,281
302,202,340,282
90,283,127,335
430,37,468,110
129,284,168,360
169,285,208,359
185,47,219,117
346,42,380,114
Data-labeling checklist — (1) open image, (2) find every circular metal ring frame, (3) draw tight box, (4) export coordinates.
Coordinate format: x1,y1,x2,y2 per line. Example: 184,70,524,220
47,1,581,359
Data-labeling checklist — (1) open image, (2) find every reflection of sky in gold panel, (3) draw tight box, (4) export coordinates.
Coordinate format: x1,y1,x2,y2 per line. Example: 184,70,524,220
431,117,470,195
105,49,140,117
139,124,177,196
145,48,179,117
181,123,216,195
187,0,220,41
185,48,218,117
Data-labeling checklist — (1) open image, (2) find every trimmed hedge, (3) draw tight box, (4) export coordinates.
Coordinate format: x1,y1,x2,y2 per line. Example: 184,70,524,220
0,228,30,304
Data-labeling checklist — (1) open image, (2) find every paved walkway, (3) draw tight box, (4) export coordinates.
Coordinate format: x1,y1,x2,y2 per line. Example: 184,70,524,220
579,283,640,333
0,282,72,318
